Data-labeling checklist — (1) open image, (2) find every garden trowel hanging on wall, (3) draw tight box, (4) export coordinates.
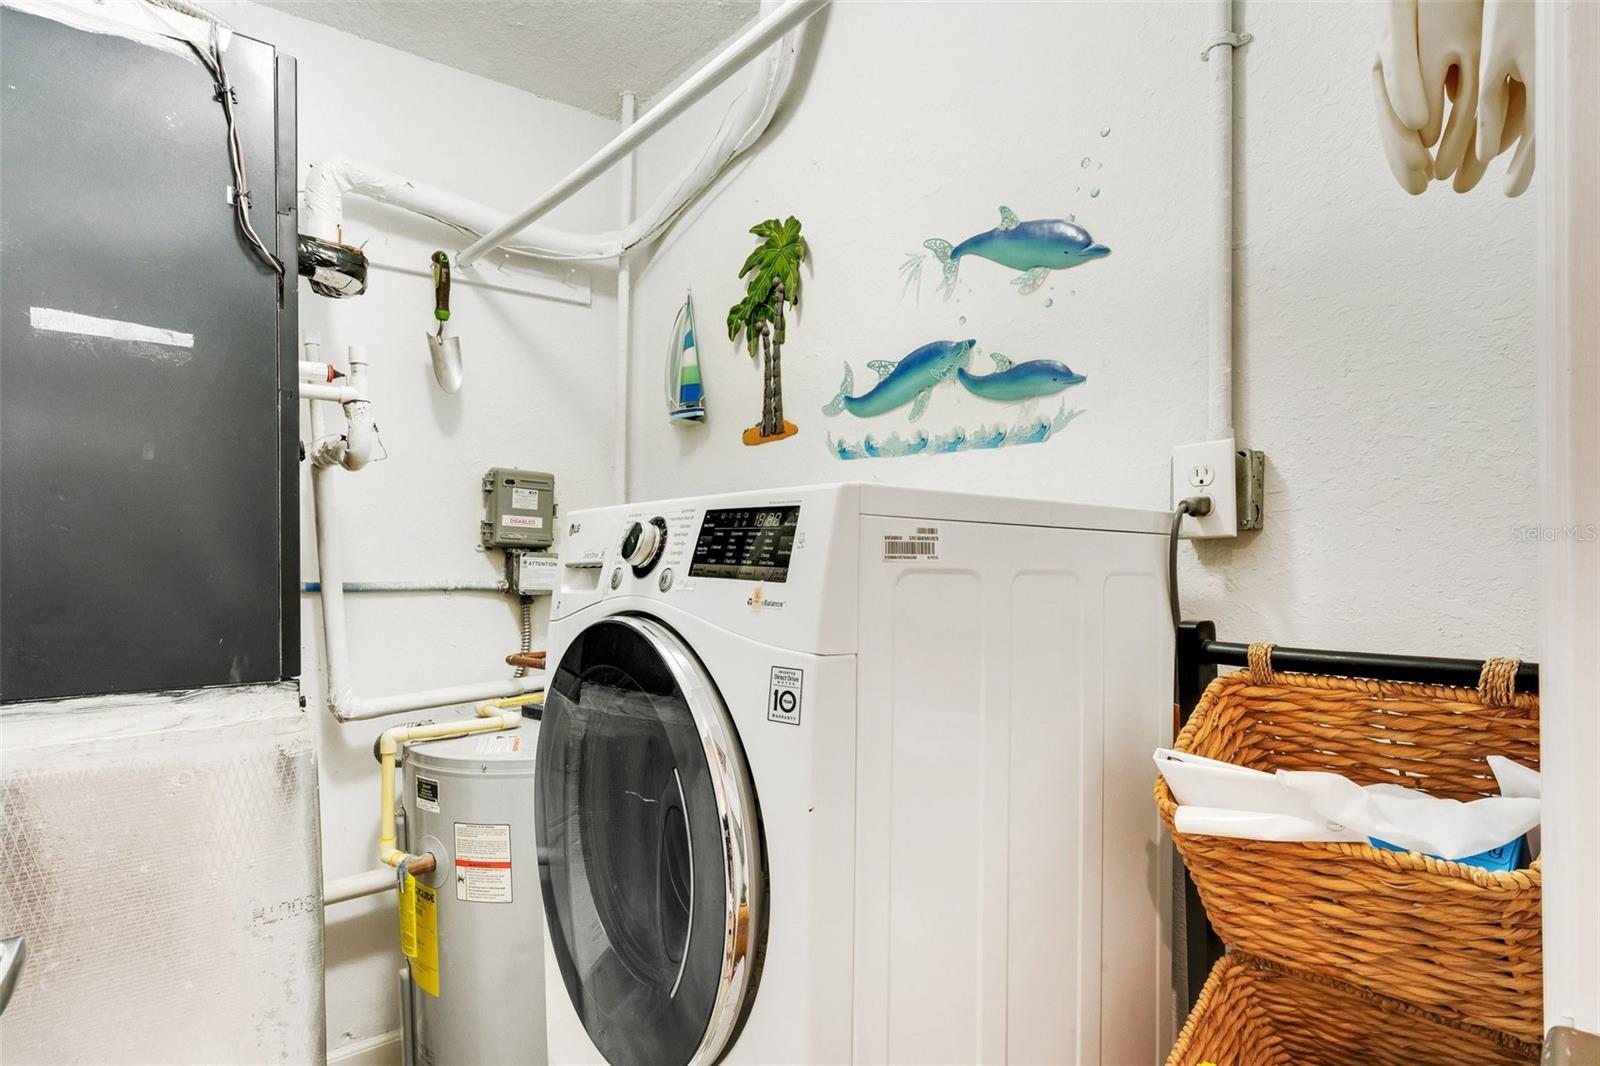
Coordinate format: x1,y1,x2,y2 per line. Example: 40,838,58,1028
426,250,463,393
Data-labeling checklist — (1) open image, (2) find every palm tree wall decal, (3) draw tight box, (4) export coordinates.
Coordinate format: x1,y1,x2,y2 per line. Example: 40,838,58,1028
727,216,807,445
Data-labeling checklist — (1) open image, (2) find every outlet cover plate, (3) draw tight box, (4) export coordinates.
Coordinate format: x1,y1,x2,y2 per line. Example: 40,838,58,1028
1172,438,1238,538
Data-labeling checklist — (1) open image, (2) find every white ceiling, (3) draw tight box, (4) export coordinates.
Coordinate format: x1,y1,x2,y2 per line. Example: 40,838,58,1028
258,0,761,117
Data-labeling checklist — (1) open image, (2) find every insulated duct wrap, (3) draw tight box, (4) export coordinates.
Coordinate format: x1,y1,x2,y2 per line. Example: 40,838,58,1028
299,1,802,263
0,683,324,1064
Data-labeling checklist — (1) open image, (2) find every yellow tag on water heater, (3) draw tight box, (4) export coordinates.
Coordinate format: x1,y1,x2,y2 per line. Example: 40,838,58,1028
398,872,441,997
397,874,417,955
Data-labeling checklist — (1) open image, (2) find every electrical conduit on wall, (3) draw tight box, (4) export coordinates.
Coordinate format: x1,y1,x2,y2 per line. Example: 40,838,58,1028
301,334,544,722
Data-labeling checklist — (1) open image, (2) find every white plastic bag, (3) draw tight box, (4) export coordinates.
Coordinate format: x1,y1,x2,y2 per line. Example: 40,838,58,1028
1154,748,1541,860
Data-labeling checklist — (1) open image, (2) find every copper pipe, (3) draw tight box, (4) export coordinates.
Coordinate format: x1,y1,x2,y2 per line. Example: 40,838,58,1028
407,854,437,876
505,652,546,669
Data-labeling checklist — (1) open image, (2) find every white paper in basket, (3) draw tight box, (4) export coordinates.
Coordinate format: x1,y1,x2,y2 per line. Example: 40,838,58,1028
1155,748,1542,860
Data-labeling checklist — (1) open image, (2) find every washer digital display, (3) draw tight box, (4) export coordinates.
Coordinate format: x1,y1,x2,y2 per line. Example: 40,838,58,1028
688,506,800,582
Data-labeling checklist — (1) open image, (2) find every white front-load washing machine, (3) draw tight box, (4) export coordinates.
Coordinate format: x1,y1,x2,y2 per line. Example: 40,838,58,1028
535,484,1174,1066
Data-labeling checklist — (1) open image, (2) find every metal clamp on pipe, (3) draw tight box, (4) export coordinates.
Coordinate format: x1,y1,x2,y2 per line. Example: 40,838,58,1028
376,693,543,873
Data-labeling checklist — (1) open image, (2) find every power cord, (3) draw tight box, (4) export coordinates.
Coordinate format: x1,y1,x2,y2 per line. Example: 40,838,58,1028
1168,496,1213,628
178,17,285,277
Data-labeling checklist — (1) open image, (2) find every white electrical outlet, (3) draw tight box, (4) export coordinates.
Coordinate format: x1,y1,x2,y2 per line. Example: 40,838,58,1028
1172,438,1238,538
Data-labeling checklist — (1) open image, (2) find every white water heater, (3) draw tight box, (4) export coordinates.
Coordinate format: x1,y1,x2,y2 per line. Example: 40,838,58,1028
399,726,546,1066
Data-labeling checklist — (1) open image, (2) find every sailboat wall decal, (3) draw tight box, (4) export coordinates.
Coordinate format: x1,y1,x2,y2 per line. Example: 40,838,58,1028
667,292,706,423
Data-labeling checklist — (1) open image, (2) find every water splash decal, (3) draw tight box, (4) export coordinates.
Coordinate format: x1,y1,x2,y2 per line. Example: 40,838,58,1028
899,251,926,304
827,404,1083,461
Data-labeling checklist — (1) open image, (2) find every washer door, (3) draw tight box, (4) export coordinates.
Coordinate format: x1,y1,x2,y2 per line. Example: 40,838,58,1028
536,615,765,1066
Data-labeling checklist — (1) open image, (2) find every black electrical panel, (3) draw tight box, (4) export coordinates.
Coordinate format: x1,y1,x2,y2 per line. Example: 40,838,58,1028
0,9,299,702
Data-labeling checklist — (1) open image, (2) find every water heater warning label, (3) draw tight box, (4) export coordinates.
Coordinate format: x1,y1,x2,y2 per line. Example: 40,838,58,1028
415,776,440,813
454,822,513,904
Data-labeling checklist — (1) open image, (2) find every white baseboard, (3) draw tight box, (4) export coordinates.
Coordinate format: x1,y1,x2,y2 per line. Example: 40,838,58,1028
328,1030,402,1066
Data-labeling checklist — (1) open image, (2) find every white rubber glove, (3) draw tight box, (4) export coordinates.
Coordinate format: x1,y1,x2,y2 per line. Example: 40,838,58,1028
1415,0,1483,181
1374,0,1433,193
1476,0,1535,196
1374,1,1485,192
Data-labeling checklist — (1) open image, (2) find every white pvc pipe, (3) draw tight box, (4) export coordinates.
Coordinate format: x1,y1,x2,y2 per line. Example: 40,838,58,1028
615,92,636,502
301,581,508,594
456,0,830,268
1207,0,1236,441
324,867,395,906
299,361,335,382
300,381,366,404
303,336,374,470
307,405,544,722
340,346,374,471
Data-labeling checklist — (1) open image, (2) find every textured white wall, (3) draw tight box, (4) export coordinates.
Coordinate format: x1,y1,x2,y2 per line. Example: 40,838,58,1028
153,1,1541,1058
627,0,1537,660
217,3,621,1057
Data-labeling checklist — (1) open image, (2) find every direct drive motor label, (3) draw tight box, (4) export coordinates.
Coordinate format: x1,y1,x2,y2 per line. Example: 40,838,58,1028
454,822,513,904
768,667,803,726
883,526,940,561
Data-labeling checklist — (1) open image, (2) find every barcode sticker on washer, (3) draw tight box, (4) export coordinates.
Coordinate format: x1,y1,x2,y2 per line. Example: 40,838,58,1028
883,527,940,561
454,822,513,904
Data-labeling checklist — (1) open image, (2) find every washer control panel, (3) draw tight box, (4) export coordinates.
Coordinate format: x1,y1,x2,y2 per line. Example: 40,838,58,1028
552,485,859,655
686,505,800,583
620,516,667,576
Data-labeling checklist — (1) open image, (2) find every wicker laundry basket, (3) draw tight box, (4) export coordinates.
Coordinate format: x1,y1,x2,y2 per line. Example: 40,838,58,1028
1155,645,1541,1041
1167,952,1540,1066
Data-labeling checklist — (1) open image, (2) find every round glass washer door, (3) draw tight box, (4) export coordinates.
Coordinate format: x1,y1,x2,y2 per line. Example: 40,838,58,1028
536,615,765,1066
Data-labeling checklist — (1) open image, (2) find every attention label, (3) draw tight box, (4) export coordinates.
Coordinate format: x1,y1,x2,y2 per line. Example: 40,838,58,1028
454,822,513,904
768,667,804,726
883,526,940,561
502,514,544,528
512,487,540,509
399,873,440,997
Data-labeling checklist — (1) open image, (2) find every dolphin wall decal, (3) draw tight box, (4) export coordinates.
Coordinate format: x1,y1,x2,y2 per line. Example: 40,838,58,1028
956,353,1087,402
924,206,1110,297
821,338,975,422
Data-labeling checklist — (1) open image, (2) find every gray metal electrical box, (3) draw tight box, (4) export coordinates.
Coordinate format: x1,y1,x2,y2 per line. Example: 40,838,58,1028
481,469,555,550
